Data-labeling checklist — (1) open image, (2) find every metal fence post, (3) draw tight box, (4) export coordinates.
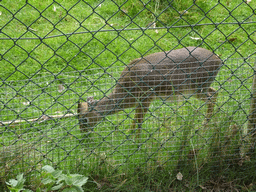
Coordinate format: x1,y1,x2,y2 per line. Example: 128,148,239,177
248,58,256,139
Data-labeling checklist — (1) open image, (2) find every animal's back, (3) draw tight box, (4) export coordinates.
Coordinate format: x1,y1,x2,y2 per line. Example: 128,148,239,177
118,47,221,97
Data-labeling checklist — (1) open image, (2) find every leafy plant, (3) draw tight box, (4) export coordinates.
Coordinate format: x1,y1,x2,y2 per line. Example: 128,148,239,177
5,174,32,192
5,165,88,192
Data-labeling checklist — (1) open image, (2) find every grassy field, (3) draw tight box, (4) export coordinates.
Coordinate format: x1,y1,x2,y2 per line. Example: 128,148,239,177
0,0,256,191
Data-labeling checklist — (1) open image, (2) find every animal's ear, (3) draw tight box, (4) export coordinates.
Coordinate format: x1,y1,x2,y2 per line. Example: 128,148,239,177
87,96,97,106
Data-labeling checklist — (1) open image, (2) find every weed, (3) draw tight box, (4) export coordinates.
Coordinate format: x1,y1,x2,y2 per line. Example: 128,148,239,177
5,165,88,192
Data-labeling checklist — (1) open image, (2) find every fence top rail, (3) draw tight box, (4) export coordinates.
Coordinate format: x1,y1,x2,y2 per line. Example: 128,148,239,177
0,21,255,41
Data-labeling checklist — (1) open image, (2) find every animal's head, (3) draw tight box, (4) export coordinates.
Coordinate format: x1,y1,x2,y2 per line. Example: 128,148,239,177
77,97,100,132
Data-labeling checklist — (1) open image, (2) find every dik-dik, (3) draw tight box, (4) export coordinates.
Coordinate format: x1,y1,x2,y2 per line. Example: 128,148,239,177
78,47,221,135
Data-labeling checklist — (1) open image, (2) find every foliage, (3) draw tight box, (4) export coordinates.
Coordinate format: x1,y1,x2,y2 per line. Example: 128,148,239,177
6,174,32,192
5,165,88,192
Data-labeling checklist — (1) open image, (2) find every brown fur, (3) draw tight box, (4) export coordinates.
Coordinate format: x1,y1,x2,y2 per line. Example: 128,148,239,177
78,47,222,134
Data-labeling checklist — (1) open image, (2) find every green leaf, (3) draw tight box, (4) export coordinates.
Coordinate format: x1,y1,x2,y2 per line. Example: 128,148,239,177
7,185,20,192
51,170,63,179
6,174,26,191
16,174,24,181
72,176,88,187
15,174,26,189
72,185,84,192
42,165,55,173
23,189,34,192
6,179,18,187
69,174,82,177
64,175,73,186
61,174,88,187
63,187,79,192
41,177,55,185
51,183,64,191
56,174,66,184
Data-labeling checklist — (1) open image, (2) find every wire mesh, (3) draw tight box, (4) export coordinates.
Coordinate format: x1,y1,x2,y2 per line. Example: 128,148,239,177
0,0,256,190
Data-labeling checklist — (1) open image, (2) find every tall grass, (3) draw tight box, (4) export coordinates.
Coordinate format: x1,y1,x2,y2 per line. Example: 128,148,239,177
0,0,256,191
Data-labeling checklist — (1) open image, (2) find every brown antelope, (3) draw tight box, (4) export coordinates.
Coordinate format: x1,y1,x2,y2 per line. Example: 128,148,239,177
78,47,221,136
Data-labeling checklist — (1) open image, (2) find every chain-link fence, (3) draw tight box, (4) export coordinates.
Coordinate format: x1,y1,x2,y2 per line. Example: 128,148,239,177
1,0,256,190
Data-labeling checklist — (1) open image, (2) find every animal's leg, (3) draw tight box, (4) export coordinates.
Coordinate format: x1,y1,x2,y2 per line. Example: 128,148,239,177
206,87,218,119
195,87,218,126
131,98,152,138
196,87,218,120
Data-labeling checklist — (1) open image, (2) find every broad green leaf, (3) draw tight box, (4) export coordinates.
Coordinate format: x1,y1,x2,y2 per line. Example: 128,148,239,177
6,179,18,187
64,174,87,186
70,174,83,177
51,183,63,191
73,176,88,187
41,177,55,185
63,186,78,192
56,174,66,184
51,170,63,179
72,185,84,192
7,185,21,192
42,165,55,173
64,175,73,186
15,174,26,189
16,174,24,181
23,189,34,192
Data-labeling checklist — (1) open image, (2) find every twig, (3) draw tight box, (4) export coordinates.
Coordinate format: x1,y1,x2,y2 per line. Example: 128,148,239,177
0,113,77,127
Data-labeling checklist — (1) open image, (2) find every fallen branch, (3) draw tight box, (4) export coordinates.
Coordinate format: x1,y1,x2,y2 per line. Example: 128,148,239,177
0,113,77,127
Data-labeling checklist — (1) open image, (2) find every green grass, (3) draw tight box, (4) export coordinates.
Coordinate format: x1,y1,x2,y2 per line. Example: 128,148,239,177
0,0,256,191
